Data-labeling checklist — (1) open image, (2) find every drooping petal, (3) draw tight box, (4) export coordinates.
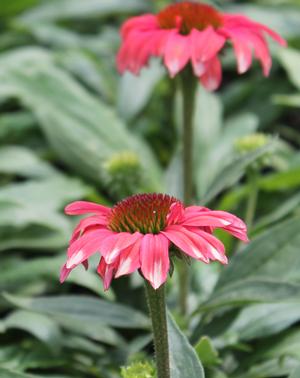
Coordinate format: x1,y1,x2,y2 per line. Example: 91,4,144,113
97,257,117,291
60,264,71,283
164,31,191,77
162,225,209,262
191,27,225,76
115,239,142,278
65,201,111,216
189,228,228,264
66,229,113,268
140,234,170,289
100,232,142,264
199,56,222,91
70,215,108,243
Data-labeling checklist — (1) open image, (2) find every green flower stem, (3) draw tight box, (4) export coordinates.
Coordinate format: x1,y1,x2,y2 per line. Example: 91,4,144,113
178,67,197,315
145,282,170,378
245,168,259,230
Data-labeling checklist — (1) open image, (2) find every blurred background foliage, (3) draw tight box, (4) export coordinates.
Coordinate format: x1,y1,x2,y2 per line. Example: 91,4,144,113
0,0,300,377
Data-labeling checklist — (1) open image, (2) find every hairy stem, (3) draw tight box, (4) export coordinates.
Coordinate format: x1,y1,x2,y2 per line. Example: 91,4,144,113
145,282,170,378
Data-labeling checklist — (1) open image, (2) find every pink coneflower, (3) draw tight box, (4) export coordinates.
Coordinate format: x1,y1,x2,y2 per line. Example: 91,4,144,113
60,193,248,290
117,1,286,90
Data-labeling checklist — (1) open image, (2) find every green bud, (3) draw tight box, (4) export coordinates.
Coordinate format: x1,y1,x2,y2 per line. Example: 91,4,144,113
121,361,156,378
103,151,144,199
235,133,269,154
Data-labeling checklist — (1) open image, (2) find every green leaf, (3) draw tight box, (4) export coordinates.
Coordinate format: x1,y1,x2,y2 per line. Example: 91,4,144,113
202,142,276,204
254,191,300,232
117,59,165,121
278,48,300,90
218,216,300,287
0,145,55,178
167,312,205,378
202,216,300,310
0,369,38,378
18,0,150,23
219,302,300,344
3,310,62,347
0,176,90,250
233,357,299,378
4,293,150,330
289,366,300,378
0,48,161,191
195,336,220,367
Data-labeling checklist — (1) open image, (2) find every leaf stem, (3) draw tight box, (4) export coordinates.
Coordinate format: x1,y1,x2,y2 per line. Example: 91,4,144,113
145,282,170,378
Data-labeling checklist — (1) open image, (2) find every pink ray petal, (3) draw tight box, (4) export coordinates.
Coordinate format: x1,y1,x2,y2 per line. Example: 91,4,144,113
66,229,113,268
189,228,228,264
115,239,141,278
121,14,158,39
162,225,209,263
65,201,111,216
191,27,225,76
166,201,184,226
140,234,170,289
200,56,222,91
70,215,108,243
100,232,142,264
97,257,117,291
60,264,71,283
164,31,191,78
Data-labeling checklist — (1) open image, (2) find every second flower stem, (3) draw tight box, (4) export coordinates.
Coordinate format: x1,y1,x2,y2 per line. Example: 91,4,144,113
178,68,197,316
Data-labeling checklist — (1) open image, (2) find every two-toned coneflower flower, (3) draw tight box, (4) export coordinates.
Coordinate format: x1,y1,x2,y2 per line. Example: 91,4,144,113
117,1,286,90
60,193,248,290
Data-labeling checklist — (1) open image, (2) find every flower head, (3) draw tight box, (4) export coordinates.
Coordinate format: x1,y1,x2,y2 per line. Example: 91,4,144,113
117,1,286,91
61,193,248,290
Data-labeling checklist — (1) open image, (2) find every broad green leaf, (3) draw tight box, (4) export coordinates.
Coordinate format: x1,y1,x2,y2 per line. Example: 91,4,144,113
0,48,161,191
0,112,36,142
18,0,150,23
0,176,90,250
0,369,38,378
203,216,300,310
218,216,300,287
201,280,300,311
289,366,300,378
219,302,300,343
4,293,150,329
254,191,300,232
117,59,165,121
3,310,62,347
278,48,300,90
0,0,39,18
195,336,220,367
233,357,299,378
0,146,55,178
0,255,114,300
263,328,300,360
202,142,276,204
274,94,300,108
167,312,205,378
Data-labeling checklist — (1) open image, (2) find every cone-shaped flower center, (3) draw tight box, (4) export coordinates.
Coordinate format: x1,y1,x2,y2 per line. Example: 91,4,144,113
108,193,180,234
157,2,223,34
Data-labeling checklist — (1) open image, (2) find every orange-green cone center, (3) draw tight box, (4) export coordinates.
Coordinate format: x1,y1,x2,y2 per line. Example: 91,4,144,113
108,193,180,234
157,2,223,34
